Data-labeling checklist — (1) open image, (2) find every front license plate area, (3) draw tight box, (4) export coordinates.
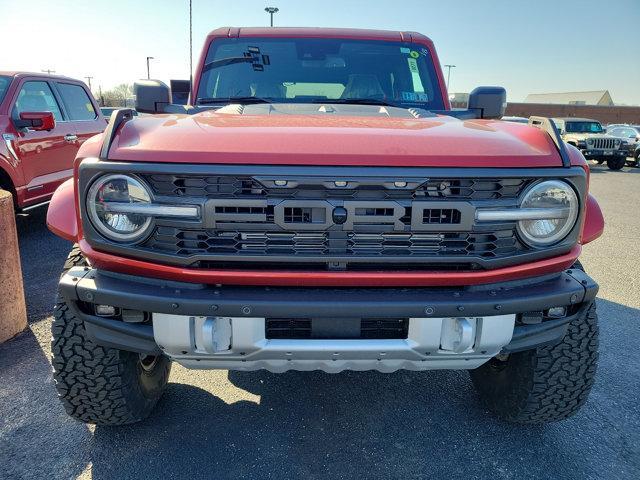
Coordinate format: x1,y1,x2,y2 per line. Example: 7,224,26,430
265,318,410,339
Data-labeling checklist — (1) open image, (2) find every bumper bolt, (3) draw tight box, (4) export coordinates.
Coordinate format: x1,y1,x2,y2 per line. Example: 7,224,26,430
489,290,497,296
242,305,252,315
570,294,578,304
457,306,465,312
171,303,179,309
210,305,219,311
85,292,94,301
424,306,435,315
453,292,461,298
495,304,502,311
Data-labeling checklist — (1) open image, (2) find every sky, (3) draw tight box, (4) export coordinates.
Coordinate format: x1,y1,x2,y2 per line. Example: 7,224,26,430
1,0,639,104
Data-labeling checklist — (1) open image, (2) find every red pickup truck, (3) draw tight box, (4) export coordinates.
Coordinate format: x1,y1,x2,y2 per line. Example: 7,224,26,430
0,72,104,210
47,27,604,426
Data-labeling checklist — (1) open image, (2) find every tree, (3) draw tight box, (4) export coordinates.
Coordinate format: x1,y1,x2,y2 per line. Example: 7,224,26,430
98,84,133,107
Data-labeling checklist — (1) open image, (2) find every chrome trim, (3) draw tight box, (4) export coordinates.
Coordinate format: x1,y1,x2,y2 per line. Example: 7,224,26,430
2,133,20,167
103,202,200,218
476,207,571,222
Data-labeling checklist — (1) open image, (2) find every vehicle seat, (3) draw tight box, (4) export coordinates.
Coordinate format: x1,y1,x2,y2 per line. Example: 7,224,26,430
252,82,285,99
341,74,385,100
17,94,50,112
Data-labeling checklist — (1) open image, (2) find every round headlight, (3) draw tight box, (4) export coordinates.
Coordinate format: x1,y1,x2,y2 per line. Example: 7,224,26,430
86,174,153,242
517,180,579,247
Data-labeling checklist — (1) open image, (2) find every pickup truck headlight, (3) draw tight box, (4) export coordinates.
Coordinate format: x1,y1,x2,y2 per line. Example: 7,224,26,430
517,180,579,247
86,174,154,242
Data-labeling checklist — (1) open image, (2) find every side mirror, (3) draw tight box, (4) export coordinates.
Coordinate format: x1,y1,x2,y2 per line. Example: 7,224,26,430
15,111,56,131
468,86,506,119
134,80,171,113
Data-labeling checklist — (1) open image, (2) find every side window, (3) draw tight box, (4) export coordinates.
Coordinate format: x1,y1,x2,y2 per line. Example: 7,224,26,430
13,81,63,121
56,83,97,121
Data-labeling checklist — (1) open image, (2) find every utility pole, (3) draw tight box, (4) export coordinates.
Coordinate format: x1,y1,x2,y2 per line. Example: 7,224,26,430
264,7,279,27
444,64,456,91
41,69,55,75
98,85,104,107
146,56,154,80
189,0,193,95
84,76,93,90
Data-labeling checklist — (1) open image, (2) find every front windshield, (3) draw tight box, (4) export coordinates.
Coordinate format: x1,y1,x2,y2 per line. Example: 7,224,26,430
196,37,444,109
565,121,604,133
0,76,11,104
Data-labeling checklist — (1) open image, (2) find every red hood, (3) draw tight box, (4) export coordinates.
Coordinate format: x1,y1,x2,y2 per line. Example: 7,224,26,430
108,108,564,168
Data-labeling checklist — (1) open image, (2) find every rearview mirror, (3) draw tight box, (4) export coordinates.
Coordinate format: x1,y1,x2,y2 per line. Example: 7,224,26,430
134,80,171,113
15,111,56,131
468,86,507,119
170,79,191,105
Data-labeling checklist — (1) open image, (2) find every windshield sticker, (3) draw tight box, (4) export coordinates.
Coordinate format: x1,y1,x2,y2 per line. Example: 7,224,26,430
401,91,429,102
409,50,420,59
400,47,411,54
420,48,429,56
407,58,425,93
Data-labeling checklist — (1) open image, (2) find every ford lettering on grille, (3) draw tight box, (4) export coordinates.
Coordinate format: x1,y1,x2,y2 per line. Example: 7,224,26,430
203,199,475,232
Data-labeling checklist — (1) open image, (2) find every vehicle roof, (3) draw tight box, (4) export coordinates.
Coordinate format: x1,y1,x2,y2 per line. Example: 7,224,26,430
553,117,600,122
0,71,85,82
205,27,433,45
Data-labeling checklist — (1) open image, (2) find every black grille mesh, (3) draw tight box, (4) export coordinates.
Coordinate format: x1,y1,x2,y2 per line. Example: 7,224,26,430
145,227,518,259
144,174,530,201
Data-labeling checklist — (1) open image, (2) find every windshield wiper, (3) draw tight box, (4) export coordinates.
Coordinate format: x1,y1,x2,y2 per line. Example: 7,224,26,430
310,98,402,108
201,56,256,73
197,96,273,105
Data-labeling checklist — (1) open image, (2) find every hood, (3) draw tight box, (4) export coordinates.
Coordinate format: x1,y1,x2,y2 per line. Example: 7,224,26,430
108,104,564,168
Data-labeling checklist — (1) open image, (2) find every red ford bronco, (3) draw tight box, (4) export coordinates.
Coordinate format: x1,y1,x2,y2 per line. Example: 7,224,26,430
47,28,605,425
0,72,105,210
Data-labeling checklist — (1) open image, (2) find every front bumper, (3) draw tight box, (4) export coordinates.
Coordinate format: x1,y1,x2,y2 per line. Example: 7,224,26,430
582,149,627,159
59,267,598,373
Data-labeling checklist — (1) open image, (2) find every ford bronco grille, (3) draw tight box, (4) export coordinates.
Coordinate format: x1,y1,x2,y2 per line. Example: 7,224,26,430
79,164,586,273
132,172,530,271
145,174,530,200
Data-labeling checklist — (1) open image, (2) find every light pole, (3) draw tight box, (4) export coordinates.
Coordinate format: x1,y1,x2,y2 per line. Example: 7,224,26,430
84,76,93,90
265,7,279,27
146,56,154,80
189,0,193,93
444,64,456,91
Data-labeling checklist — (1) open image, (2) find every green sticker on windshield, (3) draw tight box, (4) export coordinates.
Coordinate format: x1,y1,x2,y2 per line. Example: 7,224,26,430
407,58,424,93
409,50,420,59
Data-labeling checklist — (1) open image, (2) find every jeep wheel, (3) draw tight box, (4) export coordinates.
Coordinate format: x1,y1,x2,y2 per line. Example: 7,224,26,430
51,246,171,425
470,302,598,424
606,157,626,170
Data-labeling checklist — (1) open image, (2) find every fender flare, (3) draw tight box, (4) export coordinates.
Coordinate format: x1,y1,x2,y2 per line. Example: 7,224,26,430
582,193,604,245
47,178,78,242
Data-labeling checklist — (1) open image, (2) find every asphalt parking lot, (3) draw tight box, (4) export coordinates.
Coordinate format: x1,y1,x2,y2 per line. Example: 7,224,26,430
1,165,639,480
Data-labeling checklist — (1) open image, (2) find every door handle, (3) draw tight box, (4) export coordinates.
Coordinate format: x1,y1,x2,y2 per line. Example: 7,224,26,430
64,134,78,143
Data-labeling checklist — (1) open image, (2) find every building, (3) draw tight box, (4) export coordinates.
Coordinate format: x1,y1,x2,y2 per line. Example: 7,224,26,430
523,90,614,106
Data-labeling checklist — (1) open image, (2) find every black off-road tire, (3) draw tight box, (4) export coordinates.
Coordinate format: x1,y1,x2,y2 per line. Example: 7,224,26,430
470,302,598,424
51,245,171,425
606,157,626,170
